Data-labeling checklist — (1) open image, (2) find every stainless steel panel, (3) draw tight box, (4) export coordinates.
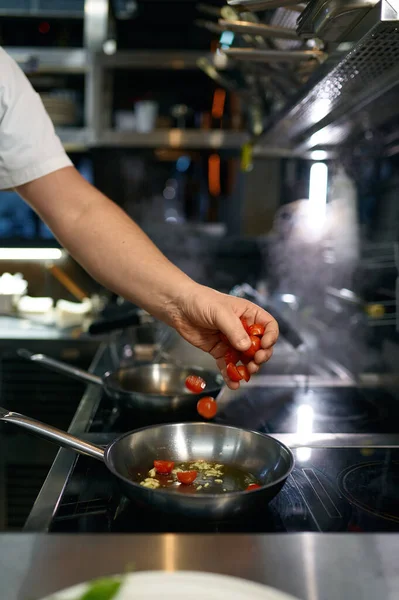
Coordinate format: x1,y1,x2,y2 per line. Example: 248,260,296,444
3,533,398,600
297,0,379,42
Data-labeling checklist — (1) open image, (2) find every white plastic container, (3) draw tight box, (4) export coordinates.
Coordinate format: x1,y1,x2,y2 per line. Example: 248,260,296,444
135,101,158,133
0,273,28,313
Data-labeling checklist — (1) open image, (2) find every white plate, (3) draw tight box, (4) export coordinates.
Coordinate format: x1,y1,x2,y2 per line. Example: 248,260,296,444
42,571,301,600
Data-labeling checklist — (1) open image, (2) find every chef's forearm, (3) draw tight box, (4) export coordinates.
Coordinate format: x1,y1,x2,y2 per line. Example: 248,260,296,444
16,167,195,323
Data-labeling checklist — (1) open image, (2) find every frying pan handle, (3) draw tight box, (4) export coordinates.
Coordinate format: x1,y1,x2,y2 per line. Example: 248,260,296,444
17,349,103,386
0,407,104,461
88,311,140,335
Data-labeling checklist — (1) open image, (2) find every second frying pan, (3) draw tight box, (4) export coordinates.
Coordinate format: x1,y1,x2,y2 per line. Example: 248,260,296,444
18,349,224,415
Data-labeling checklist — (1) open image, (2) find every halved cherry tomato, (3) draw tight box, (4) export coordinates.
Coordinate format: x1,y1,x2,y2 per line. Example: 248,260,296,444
240,317,250,334
185,375,206,394
246,483,261,491
224,347,240,366
237,364,250,382
154,460,174,474
177,470,198,485
226,362,243,382
249,323,265,337
242,335,261,358
220,333,229,344
197,396,217,419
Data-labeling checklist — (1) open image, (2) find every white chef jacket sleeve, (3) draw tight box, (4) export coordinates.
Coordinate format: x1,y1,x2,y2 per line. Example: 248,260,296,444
0,47,73,190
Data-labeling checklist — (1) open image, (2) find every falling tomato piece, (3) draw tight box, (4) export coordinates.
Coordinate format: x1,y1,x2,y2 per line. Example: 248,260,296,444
242,335,261,358
154,460,175,474
237,364,250,382
197,396,217,419
226,362,243,382
185,374,206,394
249,323,265,337
177,470,198,485
246,483,261,491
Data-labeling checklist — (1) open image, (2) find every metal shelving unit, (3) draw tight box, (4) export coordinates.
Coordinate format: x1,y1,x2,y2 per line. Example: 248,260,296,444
6,48,88,74
6,44,251,151
98,129,249,149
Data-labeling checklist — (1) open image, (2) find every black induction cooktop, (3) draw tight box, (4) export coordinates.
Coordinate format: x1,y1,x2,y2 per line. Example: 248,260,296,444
50,440,399,534
48,381,399,534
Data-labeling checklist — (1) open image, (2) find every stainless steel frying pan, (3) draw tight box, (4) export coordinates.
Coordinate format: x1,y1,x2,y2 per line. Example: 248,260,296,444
0,411,294,520
18,350,223,415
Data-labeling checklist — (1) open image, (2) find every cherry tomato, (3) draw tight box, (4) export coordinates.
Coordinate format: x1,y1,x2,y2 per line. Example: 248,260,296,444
246,483,261,491
185,375,206,394
240,317,250,334
154,460,174,474
177,470,198,485
237,364,250,382
197,396,217,419
242,335,261,359
224,347,240,366
220,333,229,344
240,353,252,365
226,362,243,382
249,323,265,337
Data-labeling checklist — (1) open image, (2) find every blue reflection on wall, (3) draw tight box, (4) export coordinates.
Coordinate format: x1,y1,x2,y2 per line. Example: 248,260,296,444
0,157,93,240
0,190,38,238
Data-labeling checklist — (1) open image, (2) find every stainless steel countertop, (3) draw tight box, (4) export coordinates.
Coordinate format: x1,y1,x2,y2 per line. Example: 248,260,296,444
1,533,399,600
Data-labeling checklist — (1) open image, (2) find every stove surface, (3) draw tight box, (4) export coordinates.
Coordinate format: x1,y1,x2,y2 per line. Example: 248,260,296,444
50,441,399,534
88,384,399,435
49,377,399,534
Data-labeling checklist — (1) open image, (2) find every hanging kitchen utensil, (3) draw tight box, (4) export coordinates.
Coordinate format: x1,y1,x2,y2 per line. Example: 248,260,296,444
196,3,223,17
0,412,294,520
228,0,308,10
195,19,224,34
223,48,325,62
196,57,257,102
218,20,299,40
18,349,223,416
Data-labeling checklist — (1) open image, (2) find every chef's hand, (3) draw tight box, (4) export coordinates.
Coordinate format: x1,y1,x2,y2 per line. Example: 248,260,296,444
171,283,279,389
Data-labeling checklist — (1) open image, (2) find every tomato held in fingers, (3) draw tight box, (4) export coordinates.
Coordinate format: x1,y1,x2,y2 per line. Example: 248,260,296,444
242,335,261,358
249,323,265,337
197,396,217,419
226,362,243,382
224,347,240,366
246,483,261,491
185,375,206,394
154,460,175,474
177,470,198,485
237,364,250,382
240,353,252,365
240,317,250,334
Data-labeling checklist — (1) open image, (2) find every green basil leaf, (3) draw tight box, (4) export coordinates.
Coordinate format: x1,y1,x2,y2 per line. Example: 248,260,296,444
79,578,122,600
